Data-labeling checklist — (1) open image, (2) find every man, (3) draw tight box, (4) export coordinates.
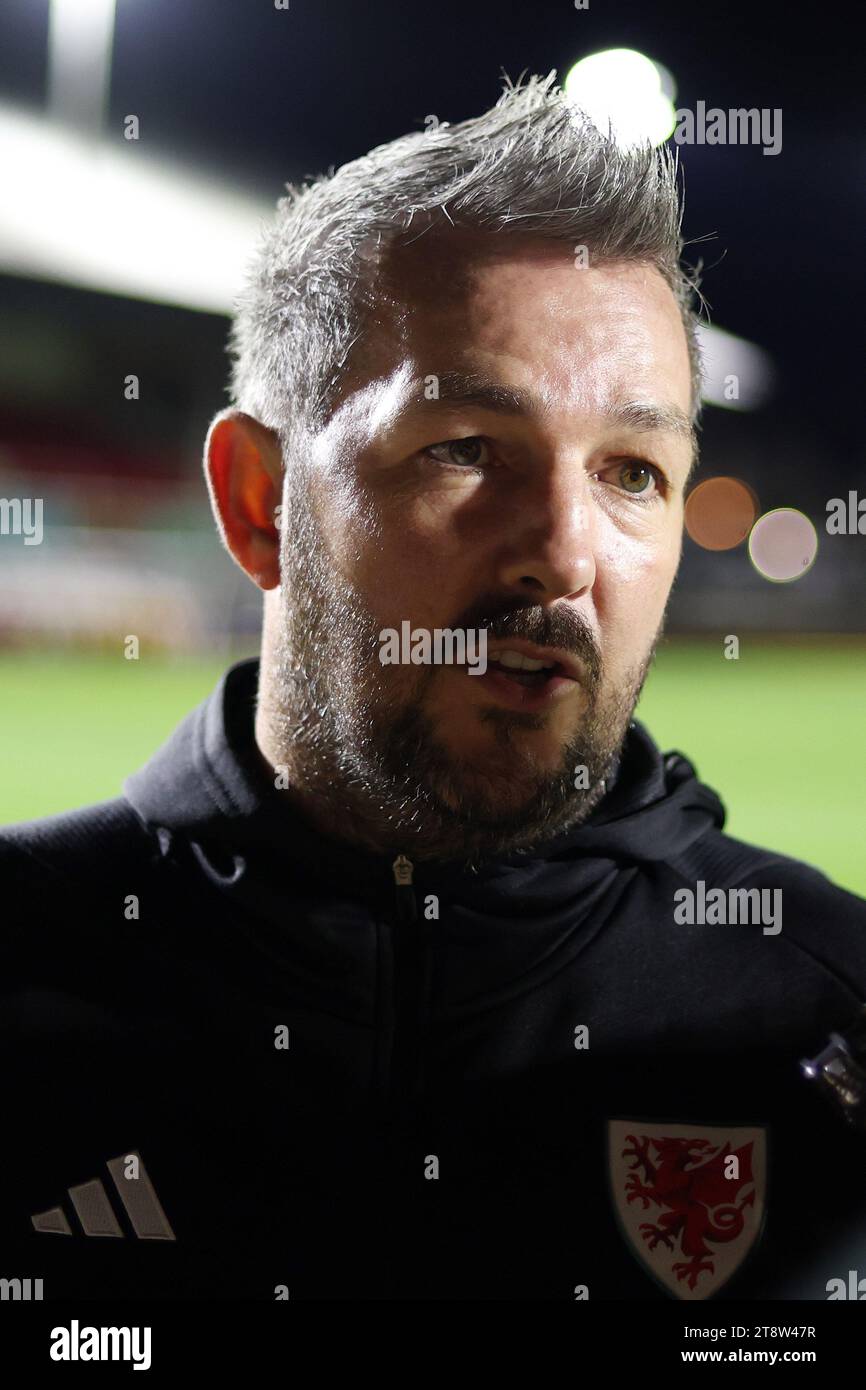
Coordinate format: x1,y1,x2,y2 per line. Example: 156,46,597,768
4,74,866,1303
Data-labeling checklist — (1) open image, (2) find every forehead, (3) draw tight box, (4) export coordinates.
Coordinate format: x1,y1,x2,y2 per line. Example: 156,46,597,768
357,231,693,420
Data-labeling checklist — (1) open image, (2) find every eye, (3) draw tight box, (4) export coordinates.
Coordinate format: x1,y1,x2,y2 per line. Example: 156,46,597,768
596,460,665,500
423,437,492,471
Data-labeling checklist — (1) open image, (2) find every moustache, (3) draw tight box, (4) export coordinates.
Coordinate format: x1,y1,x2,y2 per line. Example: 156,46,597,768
453,597,602,686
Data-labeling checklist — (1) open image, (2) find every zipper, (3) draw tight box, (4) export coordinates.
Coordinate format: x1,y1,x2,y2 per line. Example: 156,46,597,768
392,853,418,923
388,854,431,1108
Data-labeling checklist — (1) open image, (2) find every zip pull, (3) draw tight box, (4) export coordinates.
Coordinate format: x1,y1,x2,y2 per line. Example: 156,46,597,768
392,854,418,923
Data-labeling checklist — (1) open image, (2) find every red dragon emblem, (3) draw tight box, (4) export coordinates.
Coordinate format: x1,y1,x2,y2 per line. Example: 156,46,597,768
608,1121,767,1299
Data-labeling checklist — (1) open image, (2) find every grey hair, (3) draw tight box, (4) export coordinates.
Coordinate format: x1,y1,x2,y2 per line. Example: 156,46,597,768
227,71,704,446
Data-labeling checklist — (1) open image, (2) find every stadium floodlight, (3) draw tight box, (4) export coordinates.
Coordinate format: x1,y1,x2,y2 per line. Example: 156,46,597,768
696,324,775,411
0,104,270,314
0,107,774,403
564,49,677,148
48,0,117,136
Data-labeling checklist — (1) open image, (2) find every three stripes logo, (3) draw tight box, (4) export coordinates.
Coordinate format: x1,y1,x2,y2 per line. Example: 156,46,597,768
31,1150,176,1241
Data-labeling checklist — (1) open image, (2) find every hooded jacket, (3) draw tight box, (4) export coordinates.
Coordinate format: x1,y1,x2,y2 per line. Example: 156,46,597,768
3,657,866,1301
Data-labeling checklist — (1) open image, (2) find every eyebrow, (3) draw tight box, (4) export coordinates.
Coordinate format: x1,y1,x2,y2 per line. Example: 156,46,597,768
405,371,698,459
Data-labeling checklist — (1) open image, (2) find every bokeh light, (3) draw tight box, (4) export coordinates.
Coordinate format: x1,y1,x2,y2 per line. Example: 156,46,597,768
748,509,818,583
685,476,759,551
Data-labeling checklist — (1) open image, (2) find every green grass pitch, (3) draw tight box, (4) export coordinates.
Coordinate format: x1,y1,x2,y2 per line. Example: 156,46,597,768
1,639,863,899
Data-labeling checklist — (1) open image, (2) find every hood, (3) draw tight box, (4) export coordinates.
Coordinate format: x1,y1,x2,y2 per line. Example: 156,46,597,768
123,659,726,914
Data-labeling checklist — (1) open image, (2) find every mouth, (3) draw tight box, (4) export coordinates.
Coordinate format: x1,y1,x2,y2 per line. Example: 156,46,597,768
461,642,583,712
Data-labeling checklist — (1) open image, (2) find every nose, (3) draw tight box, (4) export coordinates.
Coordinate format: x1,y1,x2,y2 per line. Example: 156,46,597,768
497,469,596,602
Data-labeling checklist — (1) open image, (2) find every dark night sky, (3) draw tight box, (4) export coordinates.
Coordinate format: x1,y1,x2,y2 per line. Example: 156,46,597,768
0,0,863,485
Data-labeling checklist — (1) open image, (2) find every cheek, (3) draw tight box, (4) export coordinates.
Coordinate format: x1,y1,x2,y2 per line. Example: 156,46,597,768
341,491,472,624
596,524,680,628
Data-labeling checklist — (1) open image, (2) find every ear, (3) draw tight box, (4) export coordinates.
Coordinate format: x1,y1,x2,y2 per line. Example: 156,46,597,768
204,410,283,590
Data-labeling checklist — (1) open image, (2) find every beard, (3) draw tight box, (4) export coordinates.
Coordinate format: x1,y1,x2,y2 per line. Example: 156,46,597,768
260,460,662,868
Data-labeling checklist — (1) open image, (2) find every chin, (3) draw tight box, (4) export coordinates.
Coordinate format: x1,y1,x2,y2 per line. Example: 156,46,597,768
441,727,568,775
436,762,555,815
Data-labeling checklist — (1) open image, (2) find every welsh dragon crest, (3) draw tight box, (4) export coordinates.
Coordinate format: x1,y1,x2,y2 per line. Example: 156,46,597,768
608,1121,767,1299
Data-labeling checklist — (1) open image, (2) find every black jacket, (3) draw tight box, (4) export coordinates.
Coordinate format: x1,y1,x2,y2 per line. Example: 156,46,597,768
3,658,866,1301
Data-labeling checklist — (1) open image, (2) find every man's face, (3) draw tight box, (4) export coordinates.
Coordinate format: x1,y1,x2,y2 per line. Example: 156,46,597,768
268,236,695,862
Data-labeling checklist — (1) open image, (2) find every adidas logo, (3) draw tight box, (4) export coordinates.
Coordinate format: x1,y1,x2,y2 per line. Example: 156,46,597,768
31,1150,175,1241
